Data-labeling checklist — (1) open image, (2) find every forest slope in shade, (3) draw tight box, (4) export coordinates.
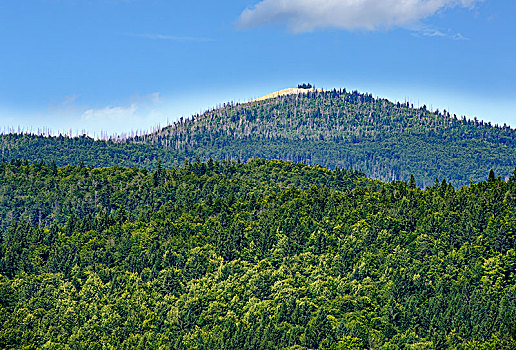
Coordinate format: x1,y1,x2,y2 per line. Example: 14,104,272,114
2,88,515,186
1,159,516,349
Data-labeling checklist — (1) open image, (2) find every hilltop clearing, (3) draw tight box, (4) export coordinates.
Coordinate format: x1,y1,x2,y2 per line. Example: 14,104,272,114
249,87,325,102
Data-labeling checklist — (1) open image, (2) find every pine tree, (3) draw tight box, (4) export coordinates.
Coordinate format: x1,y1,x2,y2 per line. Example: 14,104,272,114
488,169,496,182
409,174,416,189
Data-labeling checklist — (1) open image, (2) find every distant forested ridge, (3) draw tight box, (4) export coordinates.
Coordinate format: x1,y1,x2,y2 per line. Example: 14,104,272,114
1,159,516,349
2,88,515,186
0,158,371,230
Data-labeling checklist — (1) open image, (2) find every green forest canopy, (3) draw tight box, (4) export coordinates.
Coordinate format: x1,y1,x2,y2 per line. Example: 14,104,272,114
1,158,516,349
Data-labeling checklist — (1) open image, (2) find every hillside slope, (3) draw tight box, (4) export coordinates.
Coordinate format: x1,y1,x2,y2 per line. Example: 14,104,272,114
1,159,516,348
1,88,515,186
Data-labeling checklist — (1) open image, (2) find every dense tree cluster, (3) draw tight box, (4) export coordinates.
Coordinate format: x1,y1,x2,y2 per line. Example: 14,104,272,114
2,89,515,186
1,159,515,349
0,133,168,169
0,158,369,230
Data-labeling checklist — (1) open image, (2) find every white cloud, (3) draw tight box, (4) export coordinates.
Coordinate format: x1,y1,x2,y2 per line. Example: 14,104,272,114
80,92,162,123
75,92,168,135
237,0,483,33
81,104,138,122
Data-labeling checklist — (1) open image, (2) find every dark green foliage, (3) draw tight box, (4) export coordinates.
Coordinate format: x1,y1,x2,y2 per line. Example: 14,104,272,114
0,158,370,230
0,159,515,349
409,174,416,189
0,133,171,168
489,169,496,182
2,89,515,186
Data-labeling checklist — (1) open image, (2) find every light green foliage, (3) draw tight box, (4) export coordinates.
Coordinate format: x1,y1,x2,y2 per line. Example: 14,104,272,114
0,159,515,348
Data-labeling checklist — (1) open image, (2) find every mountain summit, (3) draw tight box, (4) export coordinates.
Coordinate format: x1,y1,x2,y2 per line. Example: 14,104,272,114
1,88,515,186
249,87,324,103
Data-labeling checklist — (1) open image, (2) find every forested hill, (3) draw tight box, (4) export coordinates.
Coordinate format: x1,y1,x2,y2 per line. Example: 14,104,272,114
1,159,516,348
2,89,515,186
0,158,372,230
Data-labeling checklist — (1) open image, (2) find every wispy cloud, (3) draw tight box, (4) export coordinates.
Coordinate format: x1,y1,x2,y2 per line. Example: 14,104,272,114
411,26,470,40
59,95,79,106
0,92,165,137
146,92,161,105
80,92,162,123
237,0,484,33
127,33,214,42
82,104,138,122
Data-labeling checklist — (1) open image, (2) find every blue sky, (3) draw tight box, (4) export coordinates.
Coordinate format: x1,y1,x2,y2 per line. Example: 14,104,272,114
0,0,514,135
